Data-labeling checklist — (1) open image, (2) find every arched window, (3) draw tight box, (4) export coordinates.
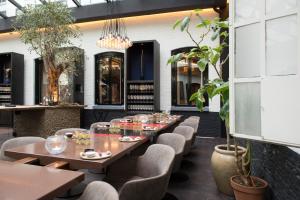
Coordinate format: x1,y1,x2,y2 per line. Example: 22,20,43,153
95,52,124,105
171,47,209,107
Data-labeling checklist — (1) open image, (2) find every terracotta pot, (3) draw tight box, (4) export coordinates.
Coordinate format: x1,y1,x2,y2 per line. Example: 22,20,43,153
231,175,268,200
211,144,246,196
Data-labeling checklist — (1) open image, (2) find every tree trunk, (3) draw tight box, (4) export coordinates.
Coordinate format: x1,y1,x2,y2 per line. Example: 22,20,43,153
43,56,61,104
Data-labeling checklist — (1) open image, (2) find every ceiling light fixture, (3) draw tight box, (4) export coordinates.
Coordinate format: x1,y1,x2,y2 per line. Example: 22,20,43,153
96,0,132,49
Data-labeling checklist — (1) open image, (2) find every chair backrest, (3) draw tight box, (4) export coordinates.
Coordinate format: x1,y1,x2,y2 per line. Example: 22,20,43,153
79,181,119,200
0,137,45,161
157,133,185,155
119,144,175,200
173,125,194,140
55,128,88,136
179,121,199,134
185,116,200,122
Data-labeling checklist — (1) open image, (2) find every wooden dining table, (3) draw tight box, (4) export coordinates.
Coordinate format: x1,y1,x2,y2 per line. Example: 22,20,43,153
0,160,84,200
4,115,182,170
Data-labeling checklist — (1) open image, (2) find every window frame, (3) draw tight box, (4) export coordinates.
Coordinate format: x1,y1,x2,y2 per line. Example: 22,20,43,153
95,51,124,106
230,0,300,147
171,47,209,108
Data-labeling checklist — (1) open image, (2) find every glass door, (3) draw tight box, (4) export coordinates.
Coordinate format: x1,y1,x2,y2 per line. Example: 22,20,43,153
95,52,124,105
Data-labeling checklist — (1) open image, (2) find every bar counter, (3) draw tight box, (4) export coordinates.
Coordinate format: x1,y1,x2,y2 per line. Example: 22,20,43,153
0,105,85,137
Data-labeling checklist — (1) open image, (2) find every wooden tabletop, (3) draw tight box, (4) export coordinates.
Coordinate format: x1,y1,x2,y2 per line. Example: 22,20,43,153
5,115,182,170
5,134,149,170
0,160,84,200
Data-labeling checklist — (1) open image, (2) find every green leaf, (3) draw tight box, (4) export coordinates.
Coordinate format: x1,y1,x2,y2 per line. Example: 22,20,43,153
206,84,216,99
202,19,211,27
197,58,208,72
181,17,190,31
173,19,182,30
212,82,229,97
190,48,199,52
211,31,219,41
195,99,204,111
211,53,220,65
167,53,183,65
219,99,229,121
189,92,198,101
217,21,229,29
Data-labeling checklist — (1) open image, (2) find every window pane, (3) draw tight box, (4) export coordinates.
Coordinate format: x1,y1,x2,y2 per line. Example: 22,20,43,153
266,15,297,76
235,82,261,136
235,23,261,78
266,0,296,15
111,57,122,104
176,58,189,105
98,57,110,104
235,0,260,24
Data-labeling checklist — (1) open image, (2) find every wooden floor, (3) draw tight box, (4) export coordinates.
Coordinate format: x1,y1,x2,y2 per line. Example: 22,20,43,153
0,128,234,200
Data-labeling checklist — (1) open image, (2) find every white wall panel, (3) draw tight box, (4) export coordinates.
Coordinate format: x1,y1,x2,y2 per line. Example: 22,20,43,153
0,10,220,111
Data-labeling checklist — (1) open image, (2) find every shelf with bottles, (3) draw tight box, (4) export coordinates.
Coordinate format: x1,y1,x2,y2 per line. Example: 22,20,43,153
0,85,11,94
127,104,154,111
127,82,154,94
127,94,154,104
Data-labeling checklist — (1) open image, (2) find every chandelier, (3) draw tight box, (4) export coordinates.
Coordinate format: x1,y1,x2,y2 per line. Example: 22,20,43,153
96,1,132,49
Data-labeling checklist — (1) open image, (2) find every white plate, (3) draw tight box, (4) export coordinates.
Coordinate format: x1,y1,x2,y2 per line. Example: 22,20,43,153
119,137,142,142
80,151,112,160
142,126,158,131
120,119,132,123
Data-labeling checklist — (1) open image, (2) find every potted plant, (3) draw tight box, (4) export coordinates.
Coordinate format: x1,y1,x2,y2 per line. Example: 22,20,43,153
231,141,268,200
168,10,244,195
13,2,81,104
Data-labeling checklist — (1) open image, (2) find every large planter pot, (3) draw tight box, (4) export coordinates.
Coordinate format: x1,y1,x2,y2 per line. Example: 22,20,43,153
211,144,246,196
230,175,268,200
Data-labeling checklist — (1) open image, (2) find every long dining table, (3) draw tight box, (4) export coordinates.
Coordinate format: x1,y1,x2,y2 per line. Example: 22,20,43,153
4,114,182,170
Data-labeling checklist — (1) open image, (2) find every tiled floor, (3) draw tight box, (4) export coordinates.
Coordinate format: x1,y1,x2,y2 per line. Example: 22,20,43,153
0,129,233,200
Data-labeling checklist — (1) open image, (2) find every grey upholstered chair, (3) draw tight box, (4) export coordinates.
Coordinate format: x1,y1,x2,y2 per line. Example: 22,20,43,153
79,181,119,200
105,144,175,200
0,137,45,161
173,126,194,155
184,116,200,122
179,119,200,145
157,133,185,172
90,122,111,134
55,128,88,135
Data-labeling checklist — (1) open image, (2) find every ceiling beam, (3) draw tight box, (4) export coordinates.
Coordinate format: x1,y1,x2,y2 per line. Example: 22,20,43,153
8,0,24,12
0,12,8,20
72,0,82,7
0,0,227,33
72,0,227,23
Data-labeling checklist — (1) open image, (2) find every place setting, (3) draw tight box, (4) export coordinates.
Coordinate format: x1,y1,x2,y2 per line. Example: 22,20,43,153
80,149,112,160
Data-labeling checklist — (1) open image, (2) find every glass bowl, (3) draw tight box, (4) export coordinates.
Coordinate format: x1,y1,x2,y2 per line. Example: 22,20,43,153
45,135,67,155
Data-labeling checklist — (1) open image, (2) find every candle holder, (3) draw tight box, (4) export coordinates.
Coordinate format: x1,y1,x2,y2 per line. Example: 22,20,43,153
45,135,67,155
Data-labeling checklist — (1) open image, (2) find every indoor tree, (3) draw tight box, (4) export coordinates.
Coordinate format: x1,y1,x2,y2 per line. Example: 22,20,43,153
14,2,81,104
168,10,230,149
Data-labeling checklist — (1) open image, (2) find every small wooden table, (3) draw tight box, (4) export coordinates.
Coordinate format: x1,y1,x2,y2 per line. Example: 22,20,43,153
0,160,84,200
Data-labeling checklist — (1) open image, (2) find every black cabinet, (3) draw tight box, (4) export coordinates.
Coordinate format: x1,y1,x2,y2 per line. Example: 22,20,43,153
0,52,24,126
35,47,84,105
126,40,160,112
